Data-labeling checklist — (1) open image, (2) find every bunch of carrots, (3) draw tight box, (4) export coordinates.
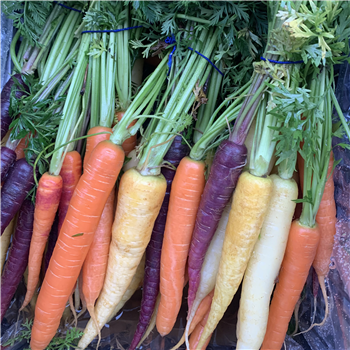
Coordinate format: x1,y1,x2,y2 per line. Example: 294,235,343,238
1,1,350,350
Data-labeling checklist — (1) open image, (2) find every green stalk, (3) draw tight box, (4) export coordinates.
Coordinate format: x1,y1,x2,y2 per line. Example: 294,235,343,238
10,30,21,72
137,28,220,175
36,65,71,102
89,1,101,128
22,13,65,74
115,4,132,111
110,55,168,144
193,62,224,144
30,15,65,73
90,35,101,128
49,32,91,176
100,32,108,126
331,87,350,141
230,75,268,145
175,14,211,25
69,62,92,152
189,80,252,161
299,68,328,227
41,10,81,84
37,46,50,80
16,37,29,69
105,32,116,127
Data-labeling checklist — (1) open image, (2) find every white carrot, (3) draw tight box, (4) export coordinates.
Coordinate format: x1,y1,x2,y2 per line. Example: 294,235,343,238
236,174,298,349
184,203,230,348
0,217,16,273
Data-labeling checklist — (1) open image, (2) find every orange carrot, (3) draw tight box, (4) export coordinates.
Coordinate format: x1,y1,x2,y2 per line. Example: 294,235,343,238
83,126,112,168
58,151,82,234
116,111,137,156
261,220,320,350
30,141,124,350
312,151,336,325
15,137,27,160
156,157,205,336
189,290,214,334
314,151,336,277
189,307,212,350
20,173,63,311
171,290,214,350
82,188,115,325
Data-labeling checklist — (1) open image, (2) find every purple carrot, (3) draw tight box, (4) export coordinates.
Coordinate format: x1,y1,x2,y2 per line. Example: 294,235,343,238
129,135,189,350
44,214,59,273
1,146,16,182
1,199,34,322
1,74,28,140
1,158,35,235
187,140,247,310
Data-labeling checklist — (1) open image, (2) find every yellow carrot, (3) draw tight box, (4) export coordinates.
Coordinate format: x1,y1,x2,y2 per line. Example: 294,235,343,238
78,168,166,349
0,217,16,273
197,171,272,348
107,254,145,323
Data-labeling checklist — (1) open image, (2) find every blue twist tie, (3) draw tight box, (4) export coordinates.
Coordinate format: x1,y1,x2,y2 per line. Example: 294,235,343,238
260,57,304,65
81,25,143,35
53,1,82,13
165,35,223,77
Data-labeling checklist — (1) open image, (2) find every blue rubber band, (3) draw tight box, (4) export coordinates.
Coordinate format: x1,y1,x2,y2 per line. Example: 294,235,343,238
81,25,143,35
166,35,223,77
53,1,82,13
167,45,177,76
260,57,304,65
188,47,224,76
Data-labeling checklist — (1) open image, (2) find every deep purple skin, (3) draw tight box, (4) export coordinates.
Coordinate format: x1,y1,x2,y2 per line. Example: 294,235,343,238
1,158,35,235
1,199,34,322
44,214,59,273
129,135,189,350
1,147,16,182
1,74,28,140
187,140,247,310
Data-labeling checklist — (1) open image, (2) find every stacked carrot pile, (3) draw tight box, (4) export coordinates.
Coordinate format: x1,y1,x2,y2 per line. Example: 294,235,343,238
1,1,350,350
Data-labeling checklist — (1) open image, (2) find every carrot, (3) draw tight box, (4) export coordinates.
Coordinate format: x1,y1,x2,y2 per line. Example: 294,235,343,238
309,152,336,327
1,199,34,322
197,171,272,348
157,157,206,336
83,126,112,168
108,254,146,323
82,188,115,332
0,217,16,273
44,215,59,273
30,140,124,350
314,152,336,276
20,172,63,311
137,294,161,349
116,111,137,156
171,290,214,350
77,168,166,349
189,308,212,350
236,175,298,349
261,220,320,349
15,137,27,159
58,151,82,234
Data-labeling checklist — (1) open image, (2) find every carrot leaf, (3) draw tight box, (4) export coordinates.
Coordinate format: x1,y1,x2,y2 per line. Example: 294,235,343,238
3,319,83,350
1,1,52,47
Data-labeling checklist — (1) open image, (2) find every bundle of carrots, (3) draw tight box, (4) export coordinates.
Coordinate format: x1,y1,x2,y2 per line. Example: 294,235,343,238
1,1,350,350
